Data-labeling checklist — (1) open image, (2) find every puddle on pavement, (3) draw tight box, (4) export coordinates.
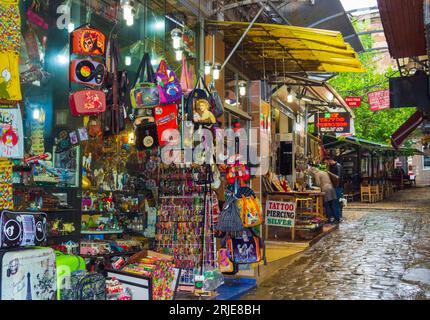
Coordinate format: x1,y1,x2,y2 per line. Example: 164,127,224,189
402,268,430,286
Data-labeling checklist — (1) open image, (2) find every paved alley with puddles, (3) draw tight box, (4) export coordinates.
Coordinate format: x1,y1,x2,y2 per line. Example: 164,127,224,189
242,187,430,300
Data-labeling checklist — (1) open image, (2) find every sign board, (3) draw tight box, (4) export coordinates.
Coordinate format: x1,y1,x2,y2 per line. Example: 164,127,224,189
265,200,296,227
344,96,362,108
316,112,351,134
368,89,390,111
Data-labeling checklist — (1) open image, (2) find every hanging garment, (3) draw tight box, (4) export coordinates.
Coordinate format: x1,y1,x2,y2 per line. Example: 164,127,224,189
0,105,24,158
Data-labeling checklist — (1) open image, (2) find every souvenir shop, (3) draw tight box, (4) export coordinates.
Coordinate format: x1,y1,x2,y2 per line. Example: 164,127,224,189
0,0,269,300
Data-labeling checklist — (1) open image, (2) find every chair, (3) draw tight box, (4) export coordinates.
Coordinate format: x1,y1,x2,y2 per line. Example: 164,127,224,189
361,184,377,203
370,184,381,202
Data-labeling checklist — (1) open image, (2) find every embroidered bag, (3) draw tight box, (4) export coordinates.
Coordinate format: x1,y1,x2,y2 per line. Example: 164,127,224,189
155,59,182,104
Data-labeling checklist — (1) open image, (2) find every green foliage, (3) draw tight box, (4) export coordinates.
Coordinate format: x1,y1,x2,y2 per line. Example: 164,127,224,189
328,19,416,146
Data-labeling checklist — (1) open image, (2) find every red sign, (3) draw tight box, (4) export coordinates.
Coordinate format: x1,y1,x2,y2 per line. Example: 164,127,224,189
368,89,390,111
344,96,362,108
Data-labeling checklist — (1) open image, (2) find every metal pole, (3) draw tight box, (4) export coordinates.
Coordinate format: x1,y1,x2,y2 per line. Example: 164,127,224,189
304,103,309,158
220,5,265,71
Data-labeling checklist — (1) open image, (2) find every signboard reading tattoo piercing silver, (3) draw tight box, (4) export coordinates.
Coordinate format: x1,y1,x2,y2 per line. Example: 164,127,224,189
265,200,296,227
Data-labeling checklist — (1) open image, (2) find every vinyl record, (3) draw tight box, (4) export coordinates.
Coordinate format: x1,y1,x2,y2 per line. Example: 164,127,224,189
3,218,22,244
75,60,96,82
34,216,47,242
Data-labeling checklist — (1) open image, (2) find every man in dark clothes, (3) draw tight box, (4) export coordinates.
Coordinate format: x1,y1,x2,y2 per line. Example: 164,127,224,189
325,157,344,222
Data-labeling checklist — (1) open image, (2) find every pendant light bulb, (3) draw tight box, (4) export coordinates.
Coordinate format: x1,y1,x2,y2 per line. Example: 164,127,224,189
204,61,212,75
125,56,131,66
287,87,293,103
212,63,221,80
239,81,247,97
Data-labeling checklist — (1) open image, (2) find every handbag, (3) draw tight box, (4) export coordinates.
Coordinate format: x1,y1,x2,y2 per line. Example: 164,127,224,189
180,56,195,94
69,59,106,86
216,195,244,233
226,229,262,264
103,35,127,135
236,187,263,228
130,52,159,108
185,76,217,124
218,248,237,274
155,59,182,104
153,104,178,146
209,82,224,118
69,89,106,116
135,119,158,150
70,25,105,56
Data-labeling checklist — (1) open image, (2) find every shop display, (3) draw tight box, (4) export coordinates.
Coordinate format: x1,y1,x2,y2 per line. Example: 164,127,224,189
107,251,180,300
106,277,132,300
0,247,56,300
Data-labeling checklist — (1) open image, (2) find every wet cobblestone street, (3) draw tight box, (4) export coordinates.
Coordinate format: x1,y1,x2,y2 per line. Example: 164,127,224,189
243,188,430,300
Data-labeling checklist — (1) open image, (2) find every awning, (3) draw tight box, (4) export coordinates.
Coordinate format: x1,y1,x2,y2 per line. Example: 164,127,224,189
391,111,424,149
323,135,423,155
206,20,364,74
377,0,427,59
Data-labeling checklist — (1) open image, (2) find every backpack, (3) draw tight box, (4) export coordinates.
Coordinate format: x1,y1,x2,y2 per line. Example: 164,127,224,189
216,195,244,233
185,76,217,125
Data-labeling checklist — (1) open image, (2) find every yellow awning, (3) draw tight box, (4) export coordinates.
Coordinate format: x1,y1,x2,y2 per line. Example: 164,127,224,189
206,20,365,73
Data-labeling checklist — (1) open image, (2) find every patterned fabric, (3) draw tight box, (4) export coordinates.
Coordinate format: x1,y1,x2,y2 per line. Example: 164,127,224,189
0,0,21,53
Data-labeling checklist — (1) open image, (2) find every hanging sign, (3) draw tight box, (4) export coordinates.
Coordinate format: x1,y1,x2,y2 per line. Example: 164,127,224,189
344,96,362,108
265,200,296,227
316,112,351,134
368,89,390,111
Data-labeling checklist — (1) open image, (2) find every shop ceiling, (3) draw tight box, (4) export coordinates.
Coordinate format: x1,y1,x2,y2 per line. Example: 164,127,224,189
205,20,364,74
271,74,352,115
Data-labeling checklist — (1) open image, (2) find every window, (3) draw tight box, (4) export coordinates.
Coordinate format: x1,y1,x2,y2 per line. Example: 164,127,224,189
424,155,430,170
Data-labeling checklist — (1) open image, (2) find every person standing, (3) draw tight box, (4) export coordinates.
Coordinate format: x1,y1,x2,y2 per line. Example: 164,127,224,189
308,166,338,224
325,157,344,221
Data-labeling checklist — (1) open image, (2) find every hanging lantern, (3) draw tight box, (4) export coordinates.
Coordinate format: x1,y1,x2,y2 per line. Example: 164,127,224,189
171,28,182,50
175,48,183,61
125,56,131,66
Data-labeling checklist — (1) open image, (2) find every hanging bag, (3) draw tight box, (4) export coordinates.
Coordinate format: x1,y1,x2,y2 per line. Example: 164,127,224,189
226,229,262,264
155,59,182,104
103,34,127,135
216,195,244,233
130,53,159,108
180,56,195,94
153,104,178,146
209,82,224,118
185,76,217,125
236,187,263,228
69,89,106,116
70,25,106,56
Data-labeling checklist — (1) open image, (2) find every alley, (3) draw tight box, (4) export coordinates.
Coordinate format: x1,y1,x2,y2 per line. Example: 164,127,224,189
242,187,430,300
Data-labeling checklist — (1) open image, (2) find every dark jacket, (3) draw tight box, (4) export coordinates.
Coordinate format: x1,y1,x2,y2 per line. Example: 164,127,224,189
329,162,344,188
